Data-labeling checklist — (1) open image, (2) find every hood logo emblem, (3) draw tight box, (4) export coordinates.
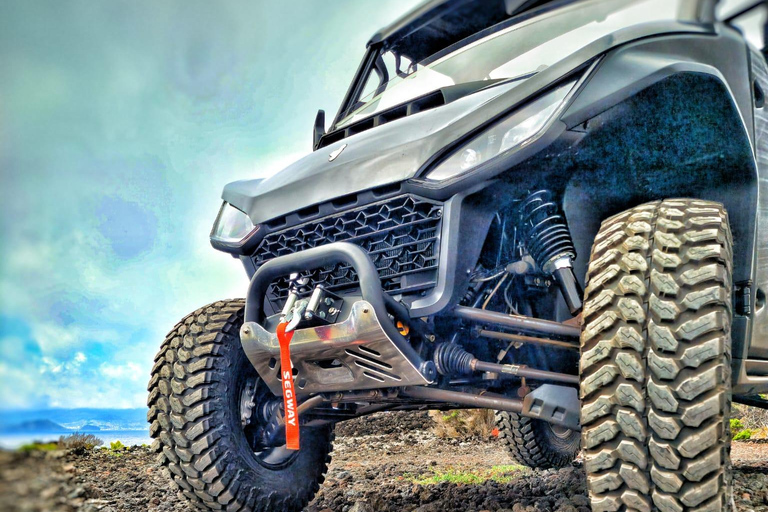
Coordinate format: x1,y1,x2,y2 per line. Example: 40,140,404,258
328,144,347,162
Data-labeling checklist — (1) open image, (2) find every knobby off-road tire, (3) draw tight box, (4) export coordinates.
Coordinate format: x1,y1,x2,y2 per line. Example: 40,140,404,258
581,199,733,512
147,299,334,512
495,411,580,469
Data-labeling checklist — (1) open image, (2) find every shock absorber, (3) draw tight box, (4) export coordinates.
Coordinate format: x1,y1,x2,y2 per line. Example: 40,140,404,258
519,190,583,315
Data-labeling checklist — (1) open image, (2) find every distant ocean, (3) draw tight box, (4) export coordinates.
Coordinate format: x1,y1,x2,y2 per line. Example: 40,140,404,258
0,408,153,449
0,429,153,449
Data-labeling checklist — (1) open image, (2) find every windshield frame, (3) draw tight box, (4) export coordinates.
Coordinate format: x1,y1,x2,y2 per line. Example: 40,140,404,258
330,0,715,136
331,0,579,130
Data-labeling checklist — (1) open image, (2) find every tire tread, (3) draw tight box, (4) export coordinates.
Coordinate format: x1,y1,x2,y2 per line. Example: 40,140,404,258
581,199,732,512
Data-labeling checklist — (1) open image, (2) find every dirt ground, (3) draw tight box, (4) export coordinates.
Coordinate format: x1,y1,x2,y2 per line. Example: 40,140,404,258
1,412,766,512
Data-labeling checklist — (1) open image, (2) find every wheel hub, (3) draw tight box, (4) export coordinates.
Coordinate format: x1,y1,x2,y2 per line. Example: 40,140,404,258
548,423,573,439
240,378,258,428
238,376,298,469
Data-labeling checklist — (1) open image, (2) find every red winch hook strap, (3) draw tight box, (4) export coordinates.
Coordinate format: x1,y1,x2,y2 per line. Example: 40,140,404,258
276,322,300,450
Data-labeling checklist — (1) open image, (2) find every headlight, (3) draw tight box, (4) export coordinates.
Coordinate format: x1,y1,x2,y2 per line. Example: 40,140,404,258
425,80,576,181
210,202,256,244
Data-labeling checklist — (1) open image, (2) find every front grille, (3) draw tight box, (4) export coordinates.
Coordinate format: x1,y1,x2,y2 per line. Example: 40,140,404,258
253,194,443,313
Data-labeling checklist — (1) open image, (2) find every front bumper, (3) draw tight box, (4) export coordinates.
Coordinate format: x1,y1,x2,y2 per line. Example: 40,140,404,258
240,242,434,396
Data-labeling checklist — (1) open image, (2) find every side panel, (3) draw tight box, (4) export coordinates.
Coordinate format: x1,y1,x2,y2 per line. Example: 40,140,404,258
745,48,768,380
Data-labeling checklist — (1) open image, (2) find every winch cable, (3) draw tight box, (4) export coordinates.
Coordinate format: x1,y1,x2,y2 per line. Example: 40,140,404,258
276,322,300,450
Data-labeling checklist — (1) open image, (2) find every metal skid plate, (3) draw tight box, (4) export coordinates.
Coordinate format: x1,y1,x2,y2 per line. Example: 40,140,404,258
240,300,429,396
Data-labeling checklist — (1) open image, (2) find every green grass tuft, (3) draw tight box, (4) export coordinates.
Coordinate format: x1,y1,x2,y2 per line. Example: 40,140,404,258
405,464,528,485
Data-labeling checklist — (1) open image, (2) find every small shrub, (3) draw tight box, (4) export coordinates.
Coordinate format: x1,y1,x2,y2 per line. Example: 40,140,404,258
59,433,103,451
734,429,753,441
18,441,58,452
751,426,768,440
730,418,745,432
430,409,495,439
733,403,768,432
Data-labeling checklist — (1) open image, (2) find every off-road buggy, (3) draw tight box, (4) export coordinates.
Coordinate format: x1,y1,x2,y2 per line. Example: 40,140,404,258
148,0,768,510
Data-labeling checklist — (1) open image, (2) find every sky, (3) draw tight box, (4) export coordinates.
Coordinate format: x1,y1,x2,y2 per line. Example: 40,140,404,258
0,0,422,410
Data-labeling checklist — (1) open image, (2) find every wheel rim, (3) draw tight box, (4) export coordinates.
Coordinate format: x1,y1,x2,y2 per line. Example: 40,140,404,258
239,375,299,469
548,423,573,439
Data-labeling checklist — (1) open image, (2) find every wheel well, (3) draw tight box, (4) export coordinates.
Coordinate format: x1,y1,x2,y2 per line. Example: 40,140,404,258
560,72,756,285
559,72,757,370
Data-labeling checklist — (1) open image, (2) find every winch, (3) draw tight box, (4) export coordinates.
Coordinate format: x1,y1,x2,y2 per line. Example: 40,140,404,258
280,283,345,331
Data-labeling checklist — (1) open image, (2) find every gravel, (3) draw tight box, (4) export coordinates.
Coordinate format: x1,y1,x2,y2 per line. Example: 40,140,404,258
0,446,185,512
334,411,435,437
1,412,767,511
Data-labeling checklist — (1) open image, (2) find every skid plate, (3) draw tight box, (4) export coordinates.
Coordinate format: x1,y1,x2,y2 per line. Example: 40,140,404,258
240,300,429,396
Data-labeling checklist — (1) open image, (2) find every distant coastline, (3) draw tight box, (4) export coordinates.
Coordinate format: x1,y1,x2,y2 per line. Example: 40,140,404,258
0,419,70,434
0,429,152,450
0,408,148,434
0,408,153,449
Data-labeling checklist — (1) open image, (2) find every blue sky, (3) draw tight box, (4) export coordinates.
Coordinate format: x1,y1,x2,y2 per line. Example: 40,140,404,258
0,0,421,409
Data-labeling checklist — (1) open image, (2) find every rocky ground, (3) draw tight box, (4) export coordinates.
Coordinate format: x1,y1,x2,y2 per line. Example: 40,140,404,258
1,412,767,512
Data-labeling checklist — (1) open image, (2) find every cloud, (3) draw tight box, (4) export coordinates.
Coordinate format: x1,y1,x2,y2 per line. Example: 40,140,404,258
40,350,87,375
0,0,422,410
99,362,143,382
0,360,44,409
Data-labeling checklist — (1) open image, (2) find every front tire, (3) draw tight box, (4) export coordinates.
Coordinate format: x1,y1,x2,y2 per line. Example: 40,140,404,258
581,199,732,512
147,300,333,511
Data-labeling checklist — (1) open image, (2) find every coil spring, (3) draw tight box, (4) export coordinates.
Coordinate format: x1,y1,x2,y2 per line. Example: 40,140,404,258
433,343,474,376
519,190,576,273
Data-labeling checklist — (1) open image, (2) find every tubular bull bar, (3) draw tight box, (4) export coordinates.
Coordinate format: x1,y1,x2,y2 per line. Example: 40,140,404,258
239,242,435,396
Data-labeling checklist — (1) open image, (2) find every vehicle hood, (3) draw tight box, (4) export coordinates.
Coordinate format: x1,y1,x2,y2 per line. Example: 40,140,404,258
223,80,521,224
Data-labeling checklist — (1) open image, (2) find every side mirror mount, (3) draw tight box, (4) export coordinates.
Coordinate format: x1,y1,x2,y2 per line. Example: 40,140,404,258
313,109,326,149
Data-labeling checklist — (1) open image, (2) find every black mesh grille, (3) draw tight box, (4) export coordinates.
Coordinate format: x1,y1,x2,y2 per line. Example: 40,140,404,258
253,195,442,312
